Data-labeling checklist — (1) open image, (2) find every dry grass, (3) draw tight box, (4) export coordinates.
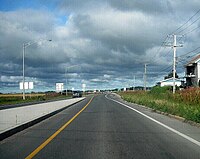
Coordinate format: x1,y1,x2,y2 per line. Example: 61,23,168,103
154,99,168,105
0,93,45,97
0,93,68,106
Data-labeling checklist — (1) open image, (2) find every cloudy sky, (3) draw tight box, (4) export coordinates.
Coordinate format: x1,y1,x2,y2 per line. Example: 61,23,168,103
0,0,200,93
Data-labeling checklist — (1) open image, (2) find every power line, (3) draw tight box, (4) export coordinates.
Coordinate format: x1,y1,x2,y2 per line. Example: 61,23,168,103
177,15,200,34
149,35,170,63
171,8,200,34
178,46,200,58
160,64,173,72
154,64,173,79
177,52,200,67
149,9,200,84
162,48,173,57
183,25,200,35
153,63,173,74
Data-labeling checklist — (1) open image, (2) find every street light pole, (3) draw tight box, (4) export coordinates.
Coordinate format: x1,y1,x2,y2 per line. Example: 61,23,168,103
22,43,25,100
22,39,52,100
65,65,80,96
65,68,68,96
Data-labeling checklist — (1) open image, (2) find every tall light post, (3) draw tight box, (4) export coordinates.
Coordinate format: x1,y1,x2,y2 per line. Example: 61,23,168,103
22,39,52,100
65,65,79,96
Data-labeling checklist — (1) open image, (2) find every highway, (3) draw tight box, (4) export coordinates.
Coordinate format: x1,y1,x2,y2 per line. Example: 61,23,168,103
0,94,200,159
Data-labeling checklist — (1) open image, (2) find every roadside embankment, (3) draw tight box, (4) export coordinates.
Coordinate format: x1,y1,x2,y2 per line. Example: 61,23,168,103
118,87,200,124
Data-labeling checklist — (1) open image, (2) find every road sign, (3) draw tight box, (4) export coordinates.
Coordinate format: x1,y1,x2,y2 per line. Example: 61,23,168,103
19,82,34,90
56,83,64,92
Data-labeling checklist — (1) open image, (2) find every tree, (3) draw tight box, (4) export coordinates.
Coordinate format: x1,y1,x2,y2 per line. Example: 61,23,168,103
164,70,179,79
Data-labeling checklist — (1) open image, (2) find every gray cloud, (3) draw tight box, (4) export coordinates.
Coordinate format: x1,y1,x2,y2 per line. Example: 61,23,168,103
1,1,200,92
108,0,170,14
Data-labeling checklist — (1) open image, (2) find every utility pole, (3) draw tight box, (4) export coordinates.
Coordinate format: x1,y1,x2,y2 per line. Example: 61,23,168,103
144,64,147,91
133,75,135,91
173,35,177,94
165,34,183,94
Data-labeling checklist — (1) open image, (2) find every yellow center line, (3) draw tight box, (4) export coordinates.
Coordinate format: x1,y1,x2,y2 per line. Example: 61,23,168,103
25,97,94,159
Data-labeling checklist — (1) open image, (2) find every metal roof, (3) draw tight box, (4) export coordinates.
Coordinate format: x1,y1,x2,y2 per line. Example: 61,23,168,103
160,77,183,83
185,54,200,66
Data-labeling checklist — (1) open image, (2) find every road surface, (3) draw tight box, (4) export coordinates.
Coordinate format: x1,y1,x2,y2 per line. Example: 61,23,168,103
0,94,200,159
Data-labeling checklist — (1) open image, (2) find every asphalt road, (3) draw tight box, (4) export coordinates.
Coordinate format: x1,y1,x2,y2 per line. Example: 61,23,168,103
0,94,200,159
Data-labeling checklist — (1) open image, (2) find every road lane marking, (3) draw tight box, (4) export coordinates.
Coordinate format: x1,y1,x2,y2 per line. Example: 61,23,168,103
105,94,200,147
25,97,93,159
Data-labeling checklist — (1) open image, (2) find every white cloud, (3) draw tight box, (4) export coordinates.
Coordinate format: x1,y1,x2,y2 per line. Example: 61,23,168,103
1,76,21,83
1,1,200,92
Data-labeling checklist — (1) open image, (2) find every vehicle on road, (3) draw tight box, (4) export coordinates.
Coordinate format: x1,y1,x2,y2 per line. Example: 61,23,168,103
72,91,82,98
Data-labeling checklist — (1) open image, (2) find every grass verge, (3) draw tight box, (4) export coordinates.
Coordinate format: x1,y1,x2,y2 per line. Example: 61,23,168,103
118,86,200,123
0,93,72,106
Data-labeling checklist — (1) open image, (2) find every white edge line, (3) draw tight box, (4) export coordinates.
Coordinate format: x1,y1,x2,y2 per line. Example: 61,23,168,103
105,94,200,147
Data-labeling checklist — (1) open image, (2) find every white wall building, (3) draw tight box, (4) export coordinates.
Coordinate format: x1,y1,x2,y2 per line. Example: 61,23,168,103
185,54,200,87
158,78,183,87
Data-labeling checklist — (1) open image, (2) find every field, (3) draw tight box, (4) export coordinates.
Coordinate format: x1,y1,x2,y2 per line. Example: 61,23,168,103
118,86,200,123
0,93,72,106
0,93,45,97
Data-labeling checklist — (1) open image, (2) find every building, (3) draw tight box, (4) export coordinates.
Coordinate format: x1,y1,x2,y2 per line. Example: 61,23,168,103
185,54,200,87
157,78,183,87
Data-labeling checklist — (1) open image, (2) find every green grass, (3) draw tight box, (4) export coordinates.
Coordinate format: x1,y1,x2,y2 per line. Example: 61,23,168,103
118,86,200,123
0,93,72,106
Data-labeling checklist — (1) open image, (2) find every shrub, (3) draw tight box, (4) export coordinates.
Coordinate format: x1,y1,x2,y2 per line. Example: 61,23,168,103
150,86,171,95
